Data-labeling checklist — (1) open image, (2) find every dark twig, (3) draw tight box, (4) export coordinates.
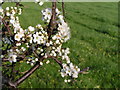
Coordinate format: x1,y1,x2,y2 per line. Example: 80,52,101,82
2,55,63,88
15,2,24,7
62,0,65,17
7,61,42,88
2,18,12,35
50,56,63,68
79,67,90,74
47,0,57,40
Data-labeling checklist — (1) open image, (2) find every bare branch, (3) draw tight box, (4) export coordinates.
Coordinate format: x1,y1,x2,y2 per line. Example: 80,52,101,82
2,18,12,35
79,67,89,74
50,56,63,68
47,1,57,40
7,61,42,88
62,0,65,17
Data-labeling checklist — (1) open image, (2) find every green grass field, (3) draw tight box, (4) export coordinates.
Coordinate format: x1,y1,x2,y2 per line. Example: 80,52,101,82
3,2,119,88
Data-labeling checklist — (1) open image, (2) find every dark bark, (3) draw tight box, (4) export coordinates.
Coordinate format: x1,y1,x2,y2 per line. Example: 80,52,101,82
6,60,43,88
51,57,63,68
62,0,65,17
2,18,12,35
15,2,24,7
47,1,57,40
79,67,90,74
2,56,63,88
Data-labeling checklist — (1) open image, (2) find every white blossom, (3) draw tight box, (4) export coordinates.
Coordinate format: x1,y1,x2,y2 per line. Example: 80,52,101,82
21,47,26,51
41,53,44,56
33,32,41,44
31,63,34,66
67,79,71,82
36,24,43,30
16,43,21,46
1,55,4,58
40,62,43,65
8,53,17,63
64,79,67,83
18,8,22,15
61,63,80,79
14,33,22,41
46,42,50,47
16,49,20,53
6,12,10,16
35,58,38,61
72,72,78,78
55,40,60,44
14,7,17,10
39,2,44,6
19,28,25,37
40,49,43,52
27,61,29,64
56,8,60,15
35,0,40,3
46,60,50,64
28,34,33,43
28,26,35,32
6,7,10,11
41,8,52,23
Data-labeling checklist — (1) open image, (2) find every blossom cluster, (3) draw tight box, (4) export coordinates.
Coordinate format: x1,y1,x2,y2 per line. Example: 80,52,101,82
41,8,70,42
1,3,80,82
61,63,80,79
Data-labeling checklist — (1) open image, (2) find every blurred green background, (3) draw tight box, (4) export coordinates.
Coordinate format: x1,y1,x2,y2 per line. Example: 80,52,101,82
3,2,119,88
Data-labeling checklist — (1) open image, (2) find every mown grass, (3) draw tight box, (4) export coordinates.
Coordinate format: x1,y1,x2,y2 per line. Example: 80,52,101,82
3,2,119,88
